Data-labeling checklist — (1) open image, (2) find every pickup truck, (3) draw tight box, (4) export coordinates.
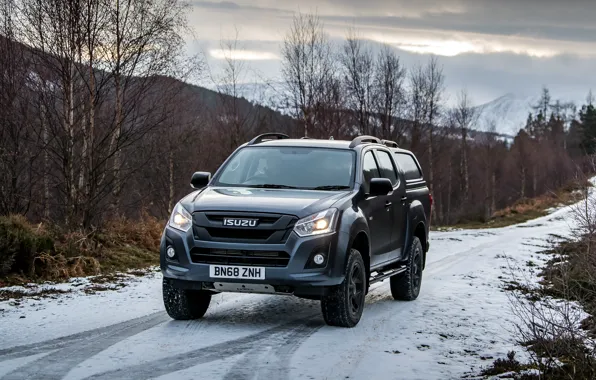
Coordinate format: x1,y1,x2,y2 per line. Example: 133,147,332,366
160,133,432,327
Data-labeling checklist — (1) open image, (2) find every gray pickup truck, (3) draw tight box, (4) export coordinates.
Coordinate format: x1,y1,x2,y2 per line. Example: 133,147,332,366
160,134,432,327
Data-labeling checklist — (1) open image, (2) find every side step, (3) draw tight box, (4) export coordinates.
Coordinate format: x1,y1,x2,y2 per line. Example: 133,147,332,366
369,266,407,285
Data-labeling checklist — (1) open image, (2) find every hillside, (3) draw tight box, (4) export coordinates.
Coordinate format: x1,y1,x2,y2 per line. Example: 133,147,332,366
474,93,541,136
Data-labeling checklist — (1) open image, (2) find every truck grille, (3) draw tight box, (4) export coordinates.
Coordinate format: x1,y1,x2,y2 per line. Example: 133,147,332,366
190,248,290,267
204,227,275,241
192,211,297,244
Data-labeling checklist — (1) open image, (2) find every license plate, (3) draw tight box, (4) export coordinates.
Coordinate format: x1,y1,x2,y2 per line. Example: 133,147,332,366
209,265,265,280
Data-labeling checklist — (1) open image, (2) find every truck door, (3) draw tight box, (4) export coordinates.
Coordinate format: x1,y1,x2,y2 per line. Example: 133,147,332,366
374,149,406,262
360,151,394,266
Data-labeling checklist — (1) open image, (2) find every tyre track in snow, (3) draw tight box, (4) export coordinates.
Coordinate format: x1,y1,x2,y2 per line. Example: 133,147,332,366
1,312,170,380
1,307,321,380
82,316,322,380
222,321,319,380
0,312,168,361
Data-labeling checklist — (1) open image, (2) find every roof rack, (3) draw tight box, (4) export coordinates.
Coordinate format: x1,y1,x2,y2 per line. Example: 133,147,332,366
248,133,290,145
349,135,381,148
300,136,314,139
381,139,398,148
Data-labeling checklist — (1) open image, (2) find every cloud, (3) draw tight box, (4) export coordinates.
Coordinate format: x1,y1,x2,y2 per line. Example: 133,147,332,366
209,48,280,60
188,0,596,101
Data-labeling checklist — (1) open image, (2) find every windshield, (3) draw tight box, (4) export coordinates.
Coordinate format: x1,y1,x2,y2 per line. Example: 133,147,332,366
214,146,355,190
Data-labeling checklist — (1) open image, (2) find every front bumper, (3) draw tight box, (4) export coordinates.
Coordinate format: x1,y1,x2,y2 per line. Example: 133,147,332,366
160,224,350,294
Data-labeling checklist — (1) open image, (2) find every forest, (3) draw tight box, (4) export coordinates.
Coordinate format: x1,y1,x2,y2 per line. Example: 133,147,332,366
1,1,595,236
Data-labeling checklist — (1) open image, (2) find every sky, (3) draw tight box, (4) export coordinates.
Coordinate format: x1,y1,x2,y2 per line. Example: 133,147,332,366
187,0,596,106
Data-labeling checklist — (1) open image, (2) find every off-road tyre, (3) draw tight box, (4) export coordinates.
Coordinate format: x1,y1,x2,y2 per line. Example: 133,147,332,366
163,278,212,320
321,249,366,328
390,236,423,301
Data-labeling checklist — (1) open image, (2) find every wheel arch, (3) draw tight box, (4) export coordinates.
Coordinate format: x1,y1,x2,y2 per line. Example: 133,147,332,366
348,230,370,291
413,222,427,269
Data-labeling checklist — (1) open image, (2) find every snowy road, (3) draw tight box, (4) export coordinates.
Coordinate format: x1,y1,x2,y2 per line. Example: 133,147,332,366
0,200,585,380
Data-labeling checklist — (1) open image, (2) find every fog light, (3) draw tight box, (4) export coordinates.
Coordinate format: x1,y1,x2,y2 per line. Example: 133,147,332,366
313,253,325,265
166,246,176,259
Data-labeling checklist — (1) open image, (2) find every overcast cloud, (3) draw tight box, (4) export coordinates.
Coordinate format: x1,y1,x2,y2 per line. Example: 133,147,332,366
188,0,596,105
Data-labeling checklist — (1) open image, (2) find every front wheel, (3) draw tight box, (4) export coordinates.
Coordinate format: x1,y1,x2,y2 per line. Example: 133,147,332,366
321,249,366,328
390,236,423,301
163,278,212,320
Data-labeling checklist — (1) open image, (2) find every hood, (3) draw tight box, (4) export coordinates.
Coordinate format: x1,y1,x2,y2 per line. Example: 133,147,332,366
180,187,350,218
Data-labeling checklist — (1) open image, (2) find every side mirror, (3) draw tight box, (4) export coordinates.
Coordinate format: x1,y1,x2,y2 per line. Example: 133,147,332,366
368,178,393,197
191,171,211,189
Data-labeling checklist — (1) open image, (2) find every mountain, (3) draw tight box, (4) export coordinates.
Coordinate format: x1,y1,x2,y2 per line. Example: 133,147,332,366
228,82,582,140
232,83,538,137
473,93,541,137
204,81,294,116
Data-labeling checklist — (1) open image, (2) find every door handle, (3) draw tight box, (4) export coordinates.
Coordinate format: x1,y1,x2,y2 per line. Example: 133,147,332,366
385,201,392,208
401,196,407,202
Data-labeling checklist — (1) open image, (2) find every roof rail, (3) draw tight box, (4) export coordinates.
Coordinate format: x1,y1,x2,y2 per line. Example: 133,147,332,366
381,139,398,148
300,136,314,139
349,135,381,148
248,133,290,145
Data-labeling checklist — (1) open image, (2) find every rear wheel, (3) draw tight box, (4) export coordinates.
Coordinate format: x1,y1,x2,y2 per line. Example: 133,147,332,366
390,237,423,301
321,249,366,328
163,278,212,320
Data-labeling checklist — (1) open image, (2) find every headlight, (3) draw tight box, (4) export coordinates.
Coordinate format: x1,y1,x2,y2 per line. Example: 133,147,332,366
294,208,338,237
169,203,192,232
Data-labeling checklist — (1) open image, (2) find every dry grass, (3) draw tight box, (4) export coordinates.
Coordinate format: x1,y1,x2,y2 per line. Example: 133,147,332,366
439,179,589,230
481,179,596,379
0,212,163,286
480,351,533,377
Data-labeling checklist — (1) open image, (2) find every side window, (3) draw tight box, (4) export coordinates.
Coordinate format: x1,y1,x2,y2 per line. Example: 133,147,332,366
375,150,399,186
362,151,380,185
395,153,422,180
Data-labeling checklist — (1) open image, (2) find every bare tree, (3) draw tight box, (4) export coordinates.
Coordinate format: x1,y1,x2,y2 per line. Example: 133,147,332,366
479,121,501,221
340,27,374,136
102,0,192,211
19,0,89,224
450,89,478,200
281,12,334,137
408,64,425,152
0,0,37,215
211,28,265,150
421,57,445,199
373,44,406,140
17,0,197,227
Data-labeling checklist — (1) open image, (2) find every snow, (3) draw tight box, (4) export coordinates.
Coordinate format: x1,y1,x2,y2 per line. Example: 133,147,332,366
0,186,593,380
473,93,540,136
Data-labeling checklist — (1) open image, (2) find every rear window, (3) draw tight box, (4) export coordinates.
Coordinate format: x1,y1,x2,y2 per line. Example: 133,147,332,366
394,153,422,181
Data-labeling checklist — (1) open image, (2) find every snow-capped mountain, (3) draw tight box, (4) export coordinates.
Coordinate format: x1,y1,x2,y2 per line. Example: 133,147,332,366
473,93,541,137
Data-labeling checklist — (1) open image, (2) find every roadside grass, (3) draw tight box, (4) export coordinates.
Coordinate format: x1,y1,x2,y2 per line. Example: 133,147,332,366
480,351,534,378
434,179,589,231
482,337,596,379
0,213,162,287
483,233,596,378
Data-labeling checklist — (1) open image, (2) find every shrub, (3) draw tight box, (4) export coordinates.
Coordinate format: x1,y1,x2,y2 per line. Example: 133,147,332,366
0,215,54,276
0,212,162,284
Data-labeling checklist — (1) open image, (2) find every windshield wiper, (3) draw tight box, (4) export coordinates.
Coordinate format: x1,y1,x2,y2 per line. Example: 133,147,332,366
311,185,351,191
246,184,300,189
